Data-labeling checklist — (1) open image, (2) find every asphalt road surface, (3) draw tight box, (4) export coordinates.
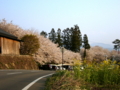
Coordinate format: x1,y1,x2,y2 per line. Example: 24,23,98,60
0,69,55,90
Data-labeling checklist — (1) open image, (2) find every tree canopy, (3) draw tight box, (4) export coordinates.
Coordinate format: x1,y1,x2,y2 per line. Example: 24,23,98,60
20,34,40,55
113,39,120,54
48,25,84,52
40,31,47,38
55,28,63,47
49,28,56,43
83,34,90,58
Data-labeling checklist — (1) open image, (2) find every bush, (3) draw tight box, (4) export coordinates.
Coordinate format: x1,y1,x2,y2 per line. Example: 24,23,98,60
20,34,40,55
45,60,120,90
75,60,120,89
44,71,81,90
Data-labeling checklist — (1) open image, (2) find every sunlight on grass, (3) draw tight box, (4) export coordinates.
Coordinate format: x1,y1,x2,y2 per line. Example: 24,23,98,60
45,59,120,90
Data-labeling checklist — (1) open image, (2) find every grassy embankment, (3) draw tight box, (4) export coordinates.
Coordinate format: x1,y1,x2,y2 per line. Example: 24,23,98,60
45,60,120,90
0,55,39,70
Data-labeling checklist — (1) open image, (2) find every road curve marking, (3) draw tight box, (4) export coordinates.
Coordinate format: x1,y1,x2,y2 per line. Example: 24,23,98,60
22,73,54,90
7,72,22,75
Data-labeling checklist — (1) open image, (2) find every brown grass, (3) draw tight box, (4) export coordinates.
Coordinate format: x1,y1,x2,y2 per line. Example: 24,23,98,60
0,55,38,69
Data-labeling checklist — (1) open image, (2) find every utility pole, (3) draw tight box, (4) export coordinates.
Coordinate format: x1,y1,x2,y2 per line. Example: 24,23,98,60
61,47,64,70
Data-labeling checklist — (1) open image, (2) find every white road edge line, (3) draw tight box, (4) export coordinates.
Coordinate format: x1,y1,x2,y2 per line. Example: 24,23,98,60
22,73,54,90
7,72,22,75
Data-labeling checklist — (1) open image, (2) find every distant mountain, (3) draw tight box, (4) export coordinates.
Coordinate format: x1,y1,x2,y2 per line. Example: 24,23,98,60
90,42,114,51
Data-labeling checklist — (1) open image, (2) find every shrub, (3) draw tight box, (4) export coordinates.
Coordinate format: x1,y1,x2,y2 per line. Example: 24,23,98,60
20,34,40,55
75,60,120,89
45,71,81,90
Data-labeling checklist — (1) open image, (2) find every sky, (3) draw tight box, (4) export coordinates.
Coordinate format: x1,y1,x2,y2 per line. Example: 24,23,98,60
0,0,120,46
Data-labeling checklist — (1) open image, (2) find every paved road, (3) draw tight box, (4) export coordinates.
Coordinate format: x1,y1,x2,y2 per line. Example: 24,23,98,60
0,70,55,90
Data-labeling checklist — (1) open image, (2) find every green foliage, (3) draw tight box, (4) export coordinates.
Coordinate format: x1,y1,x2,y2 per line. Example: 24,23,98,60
74,60,120,89
62,28,71,50
44,71,81,90
49,28,56,43
55,28,63,47
40,31,47,38
73,59,82,79
113,39,120,53
83,34,90,50
83,34,90,58
62,25,82,52
48,25,83,52
70,25,82,52
45,60,120,90
47,25,92,53
20,34,40,55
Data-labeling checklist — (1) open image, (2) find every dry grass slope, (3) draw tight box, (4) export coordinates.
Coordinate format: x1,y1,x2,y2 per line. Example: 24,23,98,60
0,55,38,69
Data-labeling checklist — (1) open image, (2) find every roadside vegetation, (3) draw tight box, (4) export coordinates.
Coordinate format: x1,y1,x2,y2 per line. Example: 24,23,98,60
45,60,120,90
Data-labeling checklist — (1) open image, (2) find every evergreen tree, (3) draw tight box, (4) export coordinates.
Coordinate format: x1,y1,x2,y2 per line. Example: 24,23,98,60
113,39,120,54
83,34,90,58
70,25,82,52
62,28,71,49
40,31,47,38
48,28,56,42
48,25,82,53
55,28,63,47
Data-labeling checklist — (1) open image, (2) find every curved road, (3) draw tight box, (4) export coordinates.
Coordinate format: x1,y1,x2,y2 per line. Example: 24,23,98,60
0,70,55,90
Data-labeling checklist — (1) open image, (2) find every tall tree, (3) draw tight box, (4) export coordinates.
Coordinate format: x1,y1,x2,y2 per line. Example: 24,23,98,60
113,39,120,54
55,28,63,47
40,31,47,38
48,28,56,42
83,34,90,58
62,28,71,49
70,25,82,52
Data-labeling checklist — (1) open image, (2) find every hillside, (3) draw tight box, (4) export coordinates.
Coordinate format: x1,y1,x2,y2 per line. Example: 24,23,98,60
1,19,120,66
0,19,81,65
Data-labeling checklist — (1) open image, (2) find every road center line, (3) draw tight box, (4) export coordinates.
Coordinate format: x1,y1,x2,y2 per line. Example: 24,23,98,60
22,73,54,90
7,72,22,75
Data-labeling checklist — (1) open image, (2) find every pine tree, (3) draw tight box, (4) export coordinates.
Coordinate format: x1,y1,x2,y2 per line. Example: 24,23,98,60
48,28,56,42
62,28,71,49
83,34,90,58
70,25,82,52
113,39,120,54
55,28,63,47
40,31,47,38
